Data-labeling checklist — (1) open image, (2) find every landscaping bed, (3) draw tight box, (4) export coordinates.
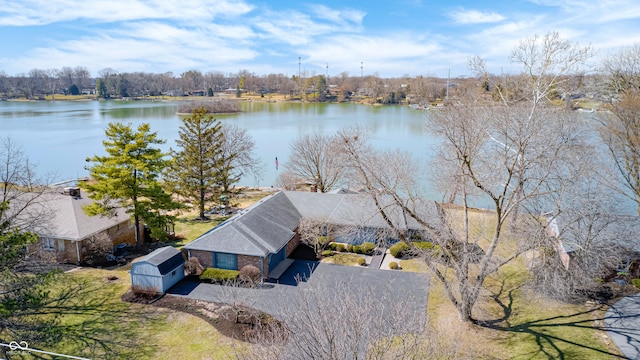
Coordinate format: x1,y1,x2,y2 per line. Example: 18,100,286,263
148,294,286,343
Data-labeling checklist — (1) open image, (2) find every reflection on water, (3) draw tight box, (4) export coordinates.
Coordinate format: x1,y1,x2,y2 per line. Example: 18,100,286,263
0,100,437,193
3,100,630,211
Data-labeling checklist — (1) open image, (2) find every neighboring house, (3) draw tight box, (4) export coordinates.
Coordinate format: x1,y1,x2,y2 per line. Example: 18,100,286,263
546,213,640,272
130,246,185,295
11,187,136,264
183,191,438,279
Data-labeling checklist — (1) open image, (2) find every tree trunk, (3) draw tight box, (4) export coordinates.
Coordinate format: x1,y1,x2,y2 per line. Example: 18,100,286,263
134,214,141,249
457,298,474,323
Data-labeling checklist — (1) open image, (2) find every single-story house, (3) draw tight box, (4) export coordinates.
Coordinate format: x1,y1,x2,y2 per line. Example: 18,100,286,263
546,213,640,272
183,190,438,279
131,246,185,295
9,186,136,264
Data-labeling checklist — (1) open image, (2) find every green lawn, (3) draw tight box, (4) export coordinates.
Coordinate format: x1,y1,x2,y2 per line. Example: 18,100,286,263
400,257,622,359
321,252,364,266
172,216,228,247
48,268,244,359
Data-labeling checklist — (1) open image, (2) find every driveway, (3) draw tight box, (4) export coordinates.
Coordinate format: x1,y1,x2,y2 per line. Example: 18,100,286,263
605,293,640,359
167,261,430,344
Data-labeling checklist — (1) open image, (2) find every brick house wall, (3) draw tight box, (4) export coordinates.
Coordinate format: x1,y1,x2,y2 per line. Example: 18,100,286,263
105,220,136,246
57,239,80,263
238,254,270,278
188,251,270,278
188,249,213,268
237,254,261,270
286,233,301,257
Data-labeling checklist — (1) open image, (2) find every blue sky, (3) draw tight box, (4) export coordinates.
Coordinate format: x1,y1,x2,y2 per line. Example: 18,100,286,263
1,0,640,78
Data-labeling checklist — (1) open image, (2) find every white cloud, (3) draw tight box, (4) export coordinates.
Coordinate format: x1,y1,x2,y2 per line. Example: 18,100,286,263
449,8,505,24
253,7,362,46
0,0,254,26
308,5,365,27
299,33,468,77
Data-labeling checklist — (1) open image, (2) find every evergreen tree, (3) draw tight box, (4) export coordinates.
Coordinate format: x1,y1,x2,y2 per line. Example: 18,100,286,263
96,78,107,98
165,107,228,219
83,122,179,246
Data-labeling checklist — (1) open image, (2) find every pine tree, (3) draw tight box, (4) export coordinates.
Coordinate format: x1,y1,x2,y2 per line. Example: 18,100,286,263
165,107,228,219
83,122,179,247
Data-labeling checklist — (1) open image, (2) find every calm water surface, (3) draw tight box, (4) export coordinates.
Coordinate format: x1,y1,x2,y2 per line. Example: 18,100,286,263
0,100,438,192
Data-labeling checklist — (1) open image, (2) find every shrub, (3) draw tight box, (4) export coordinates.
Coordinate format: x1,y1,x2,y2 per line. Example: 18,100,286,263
389,261,399,270
632,278,640,289
353,245,362,254
185,257,204,276
390,242,410,258
321,250,333,257
200,268,240,283
318,236,330,246
336,244,345,252
414,241,434,251
345,244,353,253
239,265,261,283
329,242,337,251
357,257,366,266
360,242,375,255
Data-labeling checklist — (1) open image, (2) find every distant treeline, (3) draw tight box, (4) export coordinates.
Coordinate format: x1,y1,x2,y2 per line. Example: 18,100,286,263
0,66,617,105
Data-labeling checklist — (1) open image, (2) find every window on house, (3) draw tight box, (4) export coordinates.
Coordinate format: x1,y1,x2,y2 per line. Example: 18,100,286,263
43,238,55,251
58,239,65,252
214,253,238,270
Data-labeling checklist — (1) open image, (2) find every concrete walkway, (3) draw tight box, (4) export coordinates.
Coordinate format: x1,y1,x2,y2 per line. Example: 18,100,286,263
605,293,640,359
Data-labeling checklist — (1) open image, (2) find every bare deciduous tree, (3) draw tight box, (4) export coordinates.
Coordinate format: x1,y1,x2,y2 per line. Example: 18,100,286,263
239,271,432,360
335,32,594,323
297,217,330,257
219,124,264,195
599,44,640,214
275,171,302,190
0,137,52,237
83,233,114,265
531,184,633,302
286,133,345,192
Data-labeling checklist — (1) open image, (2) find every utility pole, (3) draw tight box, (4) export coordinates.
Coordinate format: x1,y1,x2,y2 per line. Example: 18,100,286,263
446,69,450,100
298,57,302,99
360,62,363,78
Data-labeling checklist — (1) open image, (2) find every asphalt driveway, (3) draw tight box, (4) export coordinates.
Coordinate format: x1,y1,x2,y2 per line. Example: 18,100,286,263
605,293,640,359
167,261,430,338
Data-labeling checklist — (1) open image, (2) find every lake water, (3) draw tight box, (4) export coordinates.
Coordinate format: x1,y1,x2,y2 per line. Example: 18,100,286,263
0,100,438,193
2,100,637,213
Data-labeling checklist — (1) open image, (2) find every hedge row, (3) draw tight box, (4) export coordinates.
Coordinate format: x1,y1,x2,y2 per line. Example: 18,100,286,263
390,241,438,258
328,241,376,255
200,268,240,283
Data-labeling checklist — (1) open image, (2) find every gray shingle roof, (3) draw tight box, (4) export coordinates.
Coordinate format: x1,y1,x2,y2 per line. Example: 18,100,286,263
184,192,302,256
185,191,439,257
139,246,184,275
7,189,130,241
284,191,438,231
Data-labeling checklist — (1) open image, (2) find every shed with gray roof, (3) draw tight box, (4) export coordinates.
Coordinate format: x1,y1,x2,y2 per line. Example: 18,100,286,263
131,246,185,295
